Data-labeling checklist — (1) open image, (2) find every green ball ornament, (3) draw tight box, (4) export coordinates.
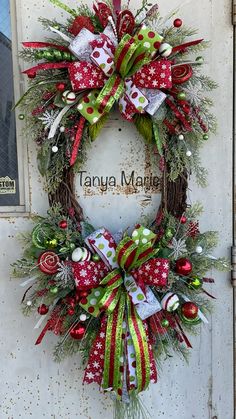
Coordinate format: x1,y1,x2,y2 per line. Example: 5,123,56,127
188,277,203,290
46,238,58,248
59,247,69,253
161,319,170,328
50,286,59,295
92,254,101,262
196,56,204,64
18,114,25,120
203,134,209,141
165,229,174,240
177,92,186,101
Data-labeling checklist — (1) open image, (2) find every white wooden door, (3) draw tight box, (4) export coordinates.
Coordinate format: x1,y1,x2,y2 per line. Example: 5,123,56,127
0,0,234,418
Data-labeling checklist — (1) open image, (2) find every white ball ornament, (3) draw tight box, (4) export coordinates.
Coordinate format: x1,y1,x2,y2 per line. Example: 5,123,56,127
60,126,65,133
195,245,203,254
26,300,32,307
79,314,87,322
159,43,173,57
71,247,91,262
71,247,84,262
161,292,180,312
186,150,192,157
52,145,58,153
178,134,184,140
62,90,76,105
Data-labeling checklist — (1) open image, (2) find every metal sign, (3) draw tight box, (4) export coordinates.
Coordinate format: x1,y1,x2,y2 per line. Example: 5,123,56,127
0,176,16,194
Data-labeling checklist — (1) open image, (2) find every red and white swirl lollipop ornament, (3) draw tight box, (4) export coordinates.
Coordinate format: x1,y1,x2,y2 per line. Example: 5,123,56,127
172,64,193,85
38,251,60,275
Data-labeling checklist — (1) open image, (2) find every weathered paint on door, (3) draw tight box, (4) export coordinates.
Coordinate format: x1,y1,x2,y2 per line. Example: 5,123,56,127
0,0,234,418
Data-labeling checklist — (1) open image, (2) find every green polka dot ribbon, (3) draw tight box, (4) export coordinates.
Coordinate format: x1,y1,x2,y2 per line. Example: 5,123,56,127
75,26,163,125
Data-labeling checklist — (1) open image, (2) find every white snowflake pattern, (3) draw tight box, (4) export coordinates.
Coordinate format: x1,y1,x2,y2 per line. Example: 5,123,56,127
160,83,167,88
100,332,105,338
93,361,100,369
160,72,166,79
75,72,83,81
152,80,158,87
84,279,90,285
92,69,99,77
148,67,156,75
80,269,87,278
162,64,167,70
83,67,88,73
38,110,59,130
89,79,95,87
169,237,187,259
182,81,202,107
96,342,102,349
86,372,95,380
56,262,74,288
145,264,151,271
164,262,169,270
141,72,146,78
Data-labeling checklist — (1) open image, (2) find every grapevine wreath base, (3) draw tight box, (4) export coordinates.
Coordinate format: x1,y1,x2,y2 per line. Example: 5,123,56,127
13,0,229,417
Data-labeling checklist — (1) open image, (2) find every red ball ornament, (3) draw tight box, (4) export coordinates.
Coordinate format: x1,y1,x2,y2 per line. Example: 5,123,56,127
180,215,187,224
70,323,86,340
37,304,49,315
28,72,36,79
66,296,76,306
56,82,66,92
175,258,193,276
174,18,183,28
181,302,198,319
67,307,75,316
80,290,89,298
59,220,68,229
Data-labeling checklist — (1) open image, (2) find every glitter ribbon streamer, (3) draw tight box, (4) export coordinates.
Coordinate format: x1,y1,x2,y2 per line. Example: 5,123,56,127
70,117,86,166
49,0,78,17
23,62,70,76
165,98,192,132
172,39,204,54
22,42,69,52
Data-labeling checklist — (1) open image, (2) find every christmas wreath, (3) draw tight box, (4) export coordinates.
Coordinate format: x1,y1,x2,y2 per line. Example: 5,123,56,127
13,0,229,417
